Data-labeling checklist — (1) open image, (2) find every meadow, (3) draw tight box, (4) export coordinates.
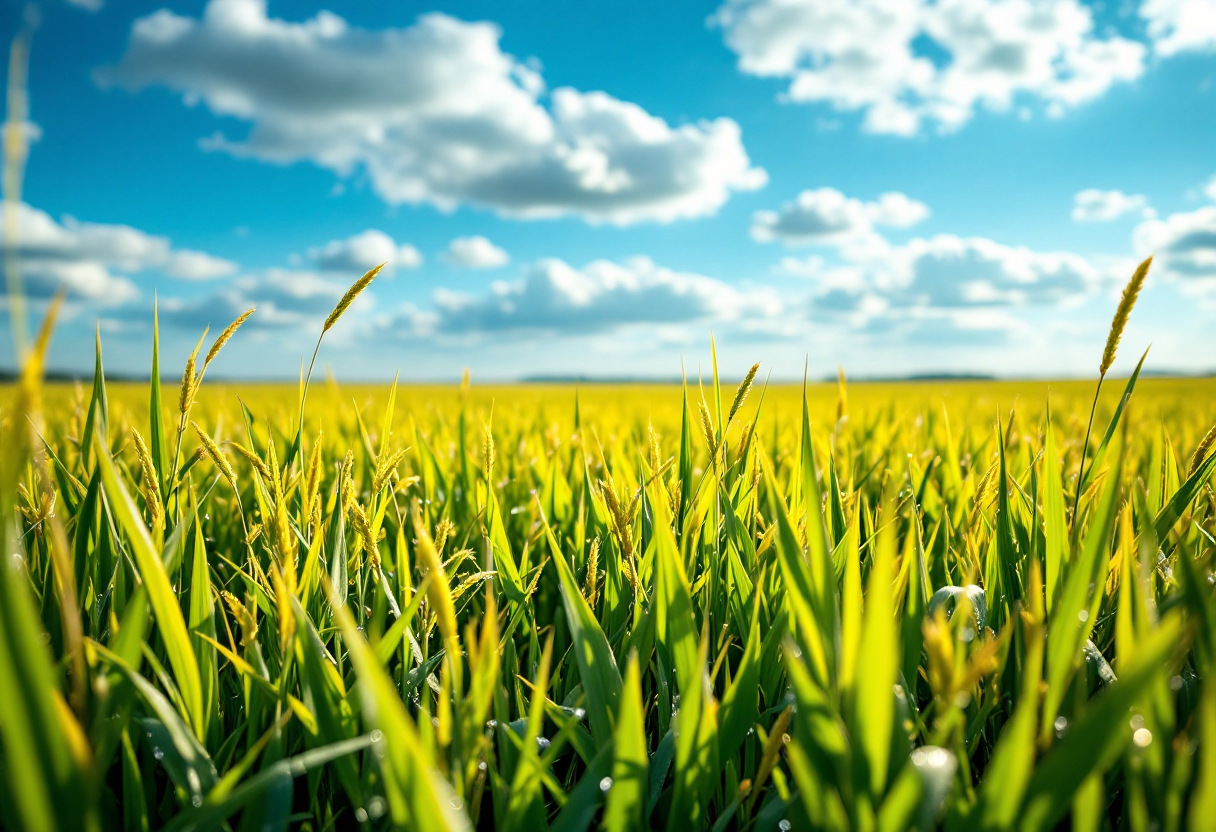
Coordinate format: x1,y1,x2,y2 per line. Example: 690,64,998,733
2,260,1216,831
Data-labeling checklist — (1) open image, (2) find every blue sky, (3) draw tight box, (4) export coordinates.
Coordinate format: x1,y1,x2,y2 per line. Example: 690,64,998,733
3,0,1216,381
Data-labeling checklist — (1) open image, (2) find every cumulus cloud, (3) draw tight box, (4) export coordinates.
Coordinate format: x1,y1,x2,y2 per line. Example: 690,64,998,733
1140,0,1216,56
760,185,1106,329
751,188,929,246
711,0,1145,136
151,269,356,332
1071,189,1150,222
1133,205,1216,285
1,202,237,305
395,256,781,337
307,229,422,274
101,0,766,224
442,236,510,269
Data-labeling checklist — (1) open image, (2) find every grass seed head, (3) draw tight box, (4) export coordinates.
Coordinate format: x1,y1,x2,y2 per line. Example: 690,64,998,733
324,263,383,333
1189,421,1216,477
1101,256,1151,377
728,362,760,423
191,421,237,489
204,307,255,369
129,427,162,529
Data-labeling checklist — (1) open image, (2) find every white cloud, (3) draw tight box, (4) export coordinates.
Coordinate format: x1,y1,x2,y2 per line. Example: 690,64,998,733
1141,0,1216,56
1071,189,1150,222
1133,205,1216,285
775,254,826,276
751,188,929,246
0,202,237,305
442,236,510,269
102,0,766,224
711,0,1145,136
396,256,781,337
1205,174,1216,202
152,268,359,332
307,229,422,273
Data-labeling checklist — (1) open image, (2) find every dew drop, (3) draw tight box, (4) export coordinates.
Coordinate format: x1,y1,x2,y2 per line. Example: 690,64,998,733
354,808,369,823
367,796,387,819
478,761,488,772
537,737,551,751
153,749,164,761
1077,610,1089,623
370,729,384,743
779,822,792,832
573,708,586,720
1053,716,1068,737
1170,675,1185,691
1133,728,1153,747
599,777,613,792
192,796,203,807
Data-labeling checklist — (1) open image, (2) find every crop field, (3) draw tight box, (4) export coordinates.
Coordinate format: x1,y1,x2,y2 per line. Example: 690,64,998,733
3,263,1216,832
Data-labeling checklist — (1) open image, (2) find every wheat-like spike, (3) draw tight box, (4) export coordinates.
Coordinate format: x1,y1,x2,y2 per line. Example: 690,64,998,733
1100,256,1152,377
204,307,255,368
647,423,662,475
351,502,379,570
584,537,600,607
482,423,496,484
699,400,718,456
229,441,273,481
373,448,409,493
264,435,284,504
192,421,237,489
1189,422,1216,477
728,362,760,423
221,591,258,647
129,427,162,529
735,422,752,463
178,329,208,416
273,499,298,594
434,518,455,557
304,432,323,514
339,449,356,514
324,263,384,333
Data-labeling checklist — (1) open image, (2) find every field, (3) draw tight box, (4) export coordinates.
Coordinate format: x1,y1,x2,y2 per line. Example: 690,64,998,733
2,267,1216,831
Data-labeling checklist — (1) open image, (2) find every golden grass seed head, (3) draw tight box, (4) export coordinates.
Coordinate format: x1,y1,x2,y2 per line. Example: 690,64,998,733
340,449,356,513
351,501,380,571
584,537,600,607
434,518,455,556
178,329,208,416
204,307,255,369
482,423,496,483
1100,256,1151,377
1189,421,1216,477
230,441,272,481
324,263,384,333
191,421,237,489
647,423,661,475
699,400,717,456
372,448,408,493
728,362,760,423
221,591,258,647
305,432,323,510
129,427,162,528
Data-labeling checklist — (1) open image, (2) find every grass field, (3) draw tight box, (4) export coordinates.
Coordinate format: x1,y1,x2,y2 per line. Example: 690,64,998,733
2,263,1216,831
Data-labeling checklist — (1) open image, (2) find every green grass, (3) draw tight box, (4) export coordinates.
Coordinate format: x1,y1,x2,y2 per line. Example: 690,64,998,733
2,274,1216,831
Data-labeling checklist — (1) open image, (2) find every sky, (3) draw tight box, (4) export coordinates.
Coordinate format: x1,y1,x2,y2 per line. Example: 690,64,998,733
2,0,1216,381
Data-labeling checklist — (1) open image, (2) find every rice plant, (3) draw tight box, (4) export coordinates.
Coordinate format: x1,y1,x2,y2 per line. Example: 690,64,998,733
1,258,1215,831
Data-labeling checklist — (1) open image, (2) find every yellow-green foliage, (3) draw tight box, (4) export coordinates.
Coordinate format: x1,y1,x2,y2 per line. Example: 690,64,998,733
2,274,1216,831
